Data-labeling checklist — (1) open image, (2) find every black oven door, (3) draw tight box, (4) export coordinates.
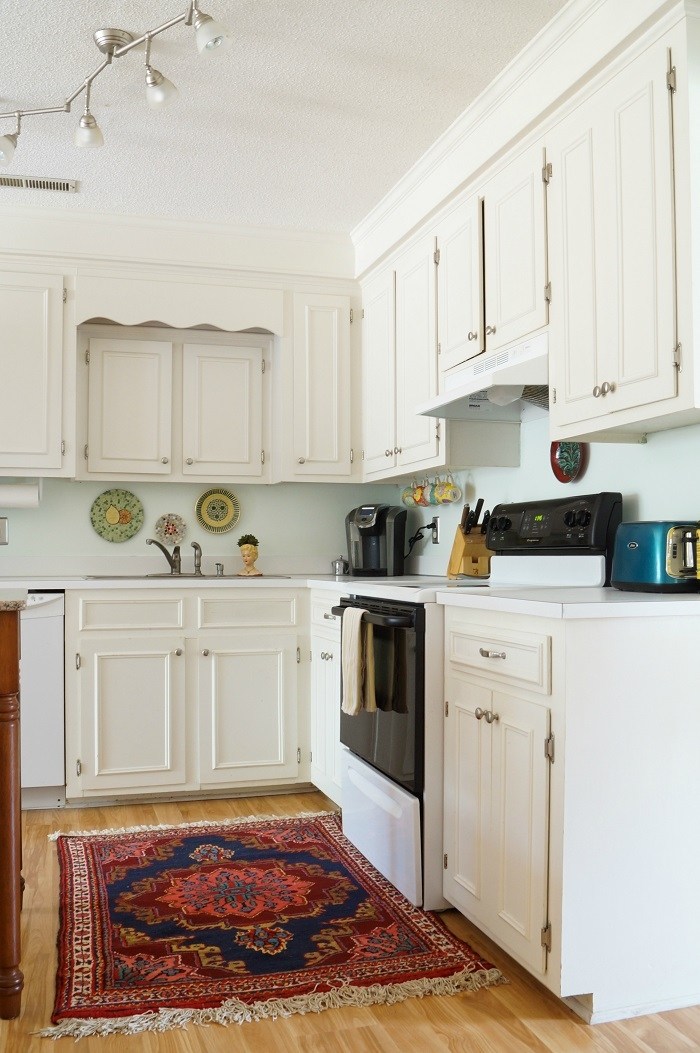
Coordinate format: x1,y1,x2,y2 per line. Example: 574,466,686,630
333,596,425,797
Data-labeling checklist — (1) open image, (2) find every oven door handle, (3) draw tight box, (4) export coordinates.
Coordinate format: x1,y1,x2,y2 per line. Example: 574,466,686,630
331,606,414,629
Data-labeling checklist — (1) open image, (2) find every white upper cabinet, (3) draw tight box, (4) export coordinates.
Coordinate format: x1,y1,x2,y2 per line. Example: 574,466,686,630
289,293,352,479
0,271,67,474
87,337,173,475
547,39,677,435
82,328,269,482
482,141,549,354
182,343,264,478
435,196,482,373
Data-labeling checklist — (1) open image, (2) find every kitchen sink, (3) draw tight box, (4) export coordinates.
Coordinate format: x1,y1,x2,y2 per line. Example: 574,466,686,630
83,574,292,580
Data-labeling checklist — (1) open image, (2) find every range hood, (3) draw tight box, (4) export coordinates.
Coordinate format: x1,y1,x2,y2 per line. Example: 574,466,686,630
417,331,549,420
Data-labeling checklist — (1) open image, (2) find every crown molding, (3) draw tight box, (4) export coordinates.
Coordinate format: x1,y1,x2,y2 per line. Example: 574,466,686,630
351,0,682,275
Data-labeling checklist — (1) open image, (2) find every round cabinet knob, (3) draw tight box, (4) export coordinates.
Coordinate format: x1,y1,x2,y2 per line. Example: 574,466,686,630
185,457,194,465
161,457,169,464
174,648,183,656
298,457,306,464
474,707,485,720
393,446,402,455
385,449,392,457
467,331,478,341
600,381,616,396
592,385,602,398
485,324,496,335
202,649,210,657
484,710,500,724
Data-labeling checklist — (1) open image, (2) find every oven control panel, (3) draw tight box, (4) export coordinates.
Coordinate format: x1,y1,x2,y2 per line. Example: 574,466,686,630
486,491,622,554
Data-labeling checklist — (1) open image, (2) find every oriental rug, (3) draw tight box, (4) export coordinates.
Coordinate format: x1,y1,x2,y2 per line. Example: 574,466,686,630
42,810,503,1039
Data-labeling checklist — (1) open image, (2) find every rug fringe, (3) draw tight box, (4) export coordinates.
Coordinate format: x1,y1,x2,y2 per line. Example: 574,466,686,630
47,810,340,841
35,966,506,1040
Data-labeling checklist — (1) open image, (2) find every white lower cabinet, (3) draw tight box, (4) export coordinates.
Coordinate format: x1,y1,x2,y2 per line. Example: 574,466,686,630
443,674,551,975
65,589,302,800
308,590,343,805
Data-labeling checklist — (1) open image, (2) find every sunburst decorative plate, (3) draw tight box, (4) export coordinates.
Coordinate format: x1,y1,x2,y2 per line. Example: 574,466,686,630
90,489,144,543
195,489,240,533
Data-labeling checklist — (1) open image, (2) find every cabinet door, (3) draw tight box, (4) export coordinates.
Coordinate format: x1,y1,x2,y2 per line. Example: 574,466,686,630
310,629,342,805
198,631,299,786
482,142,548,353
0,271,64,471
292,293,351,478
548,43,676,429
436,197,483,372
87,337,173,474
394,235,440,470
361,268,397,478
182,342,264,477
444,674,550,975
70,636,189,796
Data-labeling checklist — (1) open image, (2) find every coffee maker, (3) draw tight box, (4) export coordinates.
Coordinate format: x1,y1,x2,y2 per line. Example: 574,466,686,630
345,504,407,576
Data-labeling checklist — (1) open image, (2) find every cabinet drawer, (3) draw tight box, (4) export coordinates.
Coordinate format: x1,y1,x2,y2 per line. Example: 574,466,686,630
447,622,551,694
198,592,299,630
78,595,185,631
310,590,343,632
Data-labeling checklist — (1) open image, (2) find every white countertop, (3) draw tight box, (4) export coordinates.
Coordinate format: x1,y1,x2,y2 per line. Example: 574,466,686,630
437,585,700,618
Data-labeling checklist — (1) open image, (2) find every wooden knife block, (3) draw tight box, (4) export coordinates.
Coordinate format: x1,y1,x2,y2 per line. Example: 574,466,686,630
446,526,491,578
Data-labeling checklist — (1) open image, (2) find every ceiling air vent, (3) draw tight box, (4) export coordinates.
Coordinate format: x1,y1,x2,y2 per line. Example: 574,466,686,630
0,175,78,193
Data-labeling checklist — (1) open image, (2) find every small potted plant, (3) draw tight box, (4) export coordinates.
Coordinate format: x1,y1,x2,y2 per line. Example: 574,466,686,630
237,533,262,576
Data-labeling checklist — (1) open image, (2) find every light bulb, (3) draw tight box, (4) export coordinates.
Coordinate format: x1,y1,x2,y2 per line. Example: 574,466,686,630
193,11,230,55
75,112,104,148
145,68,178,109
0,133,18,167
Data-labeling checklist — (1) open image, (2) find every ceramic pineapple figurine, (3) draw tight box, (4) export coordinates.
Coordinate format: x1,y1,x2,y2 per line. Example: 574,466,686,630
237,533,262,576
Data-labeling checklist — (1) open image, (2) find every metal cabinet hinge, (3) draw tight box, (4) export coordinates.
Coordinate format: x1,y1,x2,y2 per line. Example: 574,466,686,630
445,700,449,717
85,348,90,365
350,448,354,464
84,444,88,460
545,733,555,763
434,248,441,265
296,647,301,664
443,853,448,870
350,308,354,323
437,341,441,355
76,759,82,777
544,281,552,304
75,652,81,669
673,343,682,372
361,308,365,319
541,922,552,951
667,65,677,93
62,288,67,304
262,359,266,373
552,387,557,405
297,747,301,764
261,450,265,465
435,421,441,441
542,162,553,184
61,440,65,456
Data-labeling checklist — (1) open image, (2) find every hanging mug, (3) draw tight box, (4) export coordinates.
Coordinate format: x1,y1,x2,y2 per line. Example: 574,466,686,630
401,484,416,507
412,480,431,506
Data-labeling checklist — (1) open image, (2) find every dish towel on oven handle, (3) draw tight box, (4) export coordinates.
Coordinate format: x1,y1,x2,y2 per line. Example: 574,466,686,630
340,607,377,715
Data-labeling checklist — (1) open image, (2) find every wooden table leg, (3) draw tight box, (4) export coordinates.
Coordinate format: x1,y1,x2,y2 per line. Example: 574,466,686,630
0,608,23,1019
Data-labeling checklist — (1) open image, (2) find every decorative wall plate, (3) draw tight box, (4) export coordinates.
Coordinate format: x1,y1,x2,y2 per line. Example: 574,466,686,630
550,440,588,483
154,513,187,546
195,489,240,533
90,489,144,543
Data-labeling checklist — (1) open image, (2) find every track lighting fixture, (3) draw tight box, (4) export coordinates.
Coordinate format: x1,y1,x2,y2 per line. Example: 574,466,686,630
0,1,228,167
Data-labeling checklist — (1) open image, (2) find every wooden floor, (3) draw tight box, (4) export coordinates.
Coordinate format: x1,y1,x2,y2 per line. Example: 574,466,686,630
2,791,699,1052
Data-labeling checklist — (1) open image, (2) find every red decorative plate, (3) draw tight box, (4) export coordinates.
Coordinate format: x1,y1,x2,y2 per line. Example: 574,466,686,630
550,441,587,483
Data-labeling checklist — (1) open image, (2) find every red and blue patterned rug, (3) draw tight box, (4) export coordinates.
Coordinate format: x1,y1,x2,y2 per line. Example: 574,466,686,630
42,811,503,1038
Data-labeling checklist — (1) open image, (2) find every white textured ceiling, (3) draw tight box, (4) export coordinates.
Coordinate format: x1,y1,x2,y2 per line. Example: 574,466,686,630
1,1,568,233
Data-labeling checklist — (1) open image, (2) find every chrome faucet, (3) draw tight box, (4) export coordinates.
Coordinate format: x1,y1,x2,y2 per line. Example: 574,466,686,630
146,538,181,574
191,540,203,575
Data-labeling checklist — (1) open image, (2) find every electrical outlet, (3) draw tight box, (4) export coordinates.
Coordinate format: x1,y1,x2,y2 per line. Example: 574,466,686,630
0,518,8,544
430,516,440,544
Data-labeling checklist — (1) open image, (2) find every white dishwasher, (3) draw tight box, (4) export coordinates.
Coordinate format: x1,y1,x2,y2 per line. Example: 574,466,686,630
20,592,66,809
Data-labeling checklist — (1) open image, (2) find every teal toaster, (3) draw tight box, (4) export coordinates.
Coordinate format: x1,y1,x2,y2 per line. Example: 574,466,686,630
611,521,699,592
